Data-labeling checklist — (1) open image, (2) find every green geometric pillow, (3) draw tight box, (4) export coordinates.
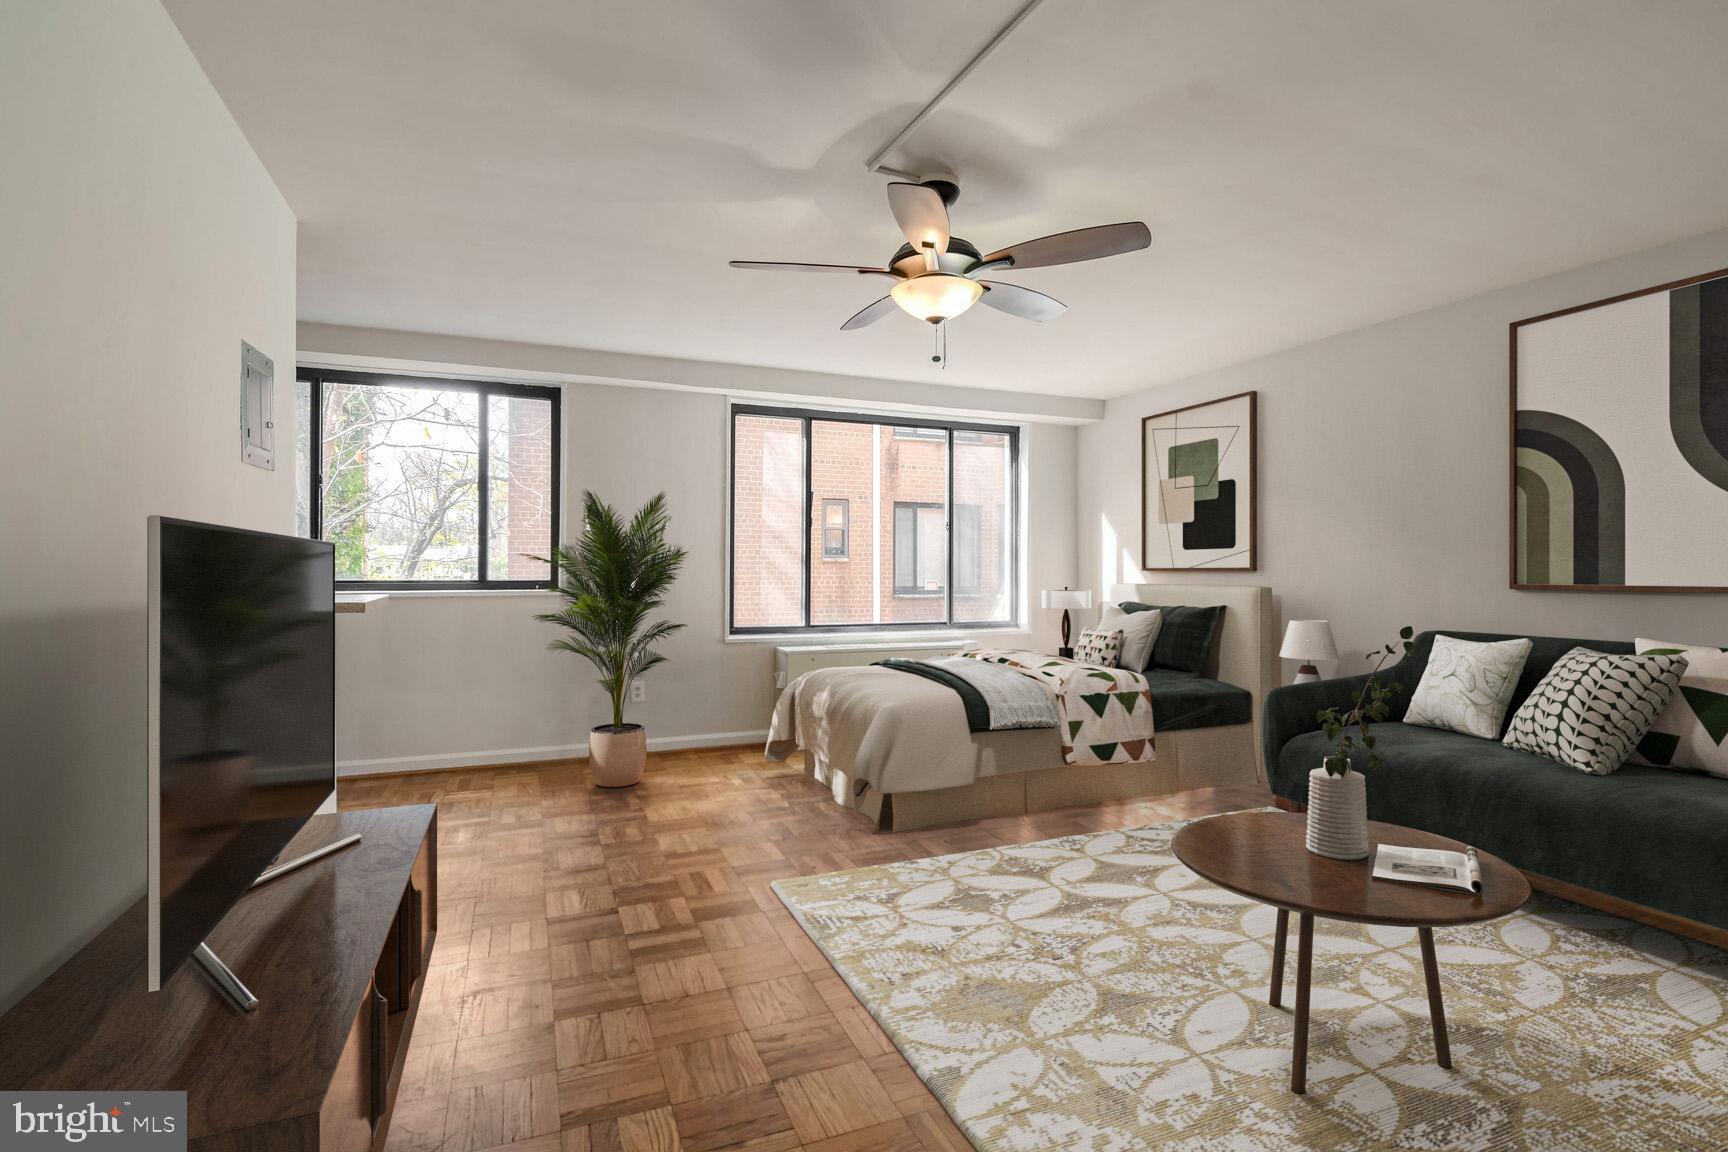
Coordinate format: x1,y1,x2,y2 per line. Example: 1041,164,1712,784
1629,638,1728,779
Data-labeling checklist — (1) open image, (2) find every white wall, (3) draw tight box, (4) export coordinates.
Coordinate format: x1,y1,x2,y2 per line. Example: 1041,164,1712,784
315,357,1079,775
1080,229,1728,676
0,1,296,1009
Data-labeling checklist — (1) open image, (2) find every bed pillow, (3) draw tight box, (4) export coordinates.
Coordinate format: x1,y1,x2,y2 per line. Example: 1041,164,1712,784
1097,604,1162,671
1502,647,1688,775
1074,628,1123,668
1628,638,1728,778
1123,602,1225,676
1403,634,1533,740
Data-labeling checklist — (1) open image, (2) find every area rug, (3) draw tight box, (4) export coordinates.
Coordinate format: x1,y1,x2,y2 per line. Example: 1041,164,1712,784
772,815,1728,1151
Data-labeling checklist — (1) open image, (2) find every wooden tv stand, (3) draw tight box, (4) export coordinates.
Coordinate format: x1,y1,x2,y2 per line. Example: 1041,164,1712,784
0,805,436,1152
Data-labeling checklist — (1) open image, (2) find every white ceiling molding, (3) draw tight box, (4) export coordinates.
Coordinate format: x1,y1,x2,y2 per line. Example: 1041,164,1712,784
297,323,1104,425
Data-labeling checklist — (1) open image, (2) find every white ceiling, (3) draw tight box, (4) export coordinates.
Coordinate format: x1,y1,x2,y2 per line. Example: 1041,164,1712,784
165,0,1728,400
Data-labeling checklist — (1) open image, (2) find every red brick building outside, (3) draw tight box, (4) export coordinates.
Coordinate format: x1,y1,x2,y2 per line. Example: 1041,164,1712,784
732,414,1013,630
499,394,555,580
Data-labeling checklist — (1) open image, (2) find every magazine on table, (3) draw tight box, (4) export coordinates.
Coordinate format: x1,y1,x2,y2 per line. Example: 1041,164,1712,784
1372,843,1482,892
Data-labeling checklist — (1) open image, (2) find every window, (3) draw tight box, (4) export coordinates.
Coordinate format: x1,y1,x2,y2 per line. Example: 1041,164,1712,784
953,504,982,596
892,503,943,593
730,405,1017,633
891,503,981,596
298,369,560,588
821,499,849,559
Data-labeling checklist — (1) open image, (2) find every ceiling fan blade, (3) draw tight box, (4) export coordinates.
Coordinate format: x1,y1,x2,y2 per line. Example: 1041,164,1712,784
978,280,1066,322
982,222,1150,271
840,295,899,331
886,182,950,256
729,261,897,279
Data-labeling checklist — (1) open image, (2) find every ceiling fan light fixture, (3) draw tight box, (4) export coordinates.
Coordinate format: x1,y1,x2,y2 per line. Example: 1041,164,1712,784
890,273,984,325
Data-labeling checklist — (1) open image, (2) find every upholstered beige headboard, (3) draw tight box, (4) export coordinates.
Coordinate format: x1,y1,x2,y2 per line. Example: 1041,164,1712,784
1108,583,1278,774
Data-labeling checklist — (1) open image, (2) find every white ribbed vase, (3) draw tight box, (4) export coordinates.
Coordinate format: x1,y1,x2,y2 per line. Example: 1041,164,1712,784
1306,764,1369,860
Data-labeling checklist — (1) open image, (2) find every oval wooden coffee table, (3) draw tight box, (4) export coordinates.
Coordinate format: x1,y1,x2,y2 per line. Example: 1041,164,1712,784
1171,810,1530,1094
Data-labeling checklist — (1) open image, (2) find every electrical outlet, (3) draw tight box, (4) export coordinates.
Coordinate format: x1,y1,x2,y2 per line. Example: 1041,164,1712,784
630,682,646,704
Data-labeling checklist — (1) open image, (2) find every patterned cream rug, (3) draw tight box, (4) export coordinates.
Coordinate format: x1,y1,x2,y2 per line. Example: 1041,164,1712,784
773,815,1728,1151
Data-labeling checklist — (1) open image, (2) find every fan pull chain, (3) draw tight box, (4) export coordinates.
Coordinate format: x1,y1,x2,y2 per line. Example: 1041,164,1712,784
932,322,948,369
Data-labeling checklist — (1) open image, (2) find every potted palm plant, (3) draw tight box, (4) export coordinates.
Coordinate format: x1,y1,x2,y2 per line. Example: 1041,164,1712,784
537,491,686,787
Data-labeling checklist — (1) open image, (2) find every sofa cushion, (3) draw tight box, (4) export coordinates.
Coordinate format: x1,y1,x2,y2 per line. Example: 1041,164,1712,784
1404,634,1532,739
1272,721,1728,931
1388,632,1636,735
1099,604,1162,671
1502,648,1688,775
1143,669,1251,731
1630,638,1728,778
1074,627,1122,668
1122,602,1224,676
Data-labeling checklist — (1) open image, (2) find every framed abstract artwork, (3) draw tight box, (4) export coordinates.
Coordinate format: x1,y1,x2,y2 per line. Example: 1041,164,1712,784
1141,391,1256,571
1511,267,1728,592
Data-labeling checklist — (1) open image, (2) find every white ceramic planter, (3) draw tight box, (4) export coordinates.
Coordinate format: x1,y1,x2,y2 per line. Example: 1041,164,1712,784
589,724,646,787
1306,763,1369,859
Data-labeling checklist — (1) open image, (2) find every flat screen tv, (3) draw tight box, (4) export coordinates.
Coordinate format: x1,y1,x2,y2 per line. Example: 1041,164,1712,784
147,516,335,990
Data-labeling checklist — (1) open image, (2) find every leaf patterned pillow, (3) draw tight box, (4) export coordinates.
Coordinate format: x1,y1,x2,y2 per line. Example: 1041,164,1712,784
1502,647,1688,776
1404,635,1533,739
1628,638,1728,778
1074,628,1123,668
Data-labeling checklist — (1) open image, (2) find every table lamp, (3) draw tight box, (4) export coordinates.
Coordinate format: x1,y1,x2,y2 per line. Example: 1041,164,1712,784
1281,620,1338,683
1041,587,1093,658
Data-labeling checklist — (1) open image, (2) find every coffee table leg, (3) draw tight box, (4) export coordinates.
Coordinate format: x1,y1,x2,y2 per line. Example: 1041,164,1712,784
1418,926,1451,1069
1291,912,1313,1094
1270,908,1289,1008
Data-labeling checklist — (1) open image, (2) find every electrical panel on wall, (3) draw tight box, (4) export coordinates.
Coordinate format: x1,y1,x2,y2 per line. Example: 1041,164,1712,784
240,340,274,470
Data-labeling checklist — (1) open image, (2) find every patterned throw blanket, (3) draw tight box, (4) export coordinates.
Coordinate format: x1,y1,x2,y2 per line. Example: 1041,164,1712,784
883,649,1156,766
876,655,1059,731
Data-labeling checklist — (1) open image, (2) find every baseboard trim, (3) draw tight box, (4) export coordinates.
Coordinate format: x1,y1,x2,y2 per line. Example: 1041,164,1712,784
336,729,769,778
646,729,769,754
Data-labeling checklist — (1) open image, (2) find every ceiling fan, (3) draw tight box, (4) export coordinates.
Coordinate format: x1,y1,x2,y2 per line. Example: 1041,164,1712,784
729,176,1150,338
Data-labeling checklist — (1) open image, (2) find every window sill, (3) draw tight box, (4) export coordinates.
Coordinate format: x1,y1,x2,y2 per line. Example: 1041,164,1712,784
335,588,560,609
725,626,1028,645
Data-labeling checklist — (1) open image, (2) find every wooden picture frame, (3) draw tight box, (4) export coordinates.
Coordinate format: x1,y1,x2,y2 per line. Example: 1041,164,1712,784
1509,266,1728,593
1141,390,1257,572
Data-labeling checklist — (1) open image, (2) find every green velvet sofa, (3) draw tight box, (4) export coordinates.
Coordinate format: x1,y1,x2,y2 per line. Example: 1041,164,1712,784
1263,630,1728,934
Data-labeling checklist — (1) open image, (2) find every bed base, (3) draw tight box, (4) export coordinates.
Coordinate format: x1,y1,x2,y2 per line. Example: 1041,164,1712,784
821,723,1259,832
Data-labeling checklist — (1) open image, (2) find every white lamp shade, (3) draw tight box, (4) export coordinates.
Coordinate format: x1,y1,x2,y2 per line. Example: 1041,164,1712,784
891,273,985,323
1041,588,1093,610
1281,620,1338,662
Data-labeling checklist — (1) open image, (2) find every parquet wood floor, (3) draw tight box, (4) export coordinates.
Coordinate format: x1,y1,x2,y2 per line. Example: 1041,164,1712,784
341,745,1270,1152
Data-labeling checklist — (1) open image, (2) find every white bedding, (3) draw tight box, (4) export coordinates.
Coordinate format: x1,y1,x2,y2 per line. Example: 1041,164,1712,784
765,651,1157,802
766,666,985,798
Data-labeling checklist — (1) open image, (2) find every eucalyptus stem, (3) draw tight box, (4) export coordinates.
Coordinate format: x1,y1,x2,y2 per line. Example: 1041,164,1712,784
1316,626,1415,777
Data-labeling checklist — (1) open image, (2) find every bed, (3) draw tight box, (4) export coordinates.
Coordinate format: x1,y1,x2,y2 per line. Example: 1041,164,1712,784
766,583,1277,831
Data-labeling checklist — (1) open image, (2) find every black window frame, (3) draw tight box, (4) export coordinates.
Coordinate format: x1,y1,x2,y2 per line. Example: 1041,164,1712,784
728,403,1019,634
299,368,562,590
820,498,849,559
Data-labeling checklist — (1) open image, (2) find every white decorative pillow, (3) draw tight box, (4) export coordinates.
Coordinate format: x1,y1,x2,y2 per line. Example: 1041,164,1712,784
1074,628,1123,668
1502,647,1688,776
1098,604,1162,670
1404,635,1533,739
1628,638,1728,778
